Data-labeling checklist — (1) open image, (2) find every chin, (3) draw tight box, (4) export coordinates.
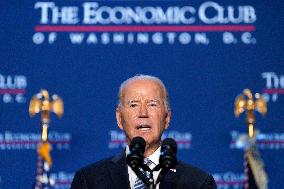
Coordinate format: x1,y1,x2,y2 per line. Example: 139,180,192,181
145,138,160,147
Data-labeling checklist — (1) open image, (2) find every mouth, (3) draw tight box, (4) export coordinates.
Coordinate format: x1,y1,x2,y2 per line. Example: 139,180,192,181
136,124,151,131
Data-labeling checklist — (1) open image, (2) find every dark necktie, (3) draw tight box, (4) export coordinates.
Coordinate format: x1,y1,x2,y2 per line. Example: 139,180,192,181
133,158,153,189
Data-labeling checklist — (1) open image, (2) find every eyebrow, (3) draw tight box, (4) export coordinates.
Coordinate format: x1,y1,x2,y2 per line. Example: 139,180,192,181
127,99,161,103
148,99,160,103
127,100,140,104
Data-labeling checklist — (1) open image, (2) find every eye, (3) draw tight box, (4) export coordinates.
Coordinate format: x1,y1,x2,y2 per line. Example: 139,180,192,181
149,102,157,107
148,101,159,107
129,103,138,108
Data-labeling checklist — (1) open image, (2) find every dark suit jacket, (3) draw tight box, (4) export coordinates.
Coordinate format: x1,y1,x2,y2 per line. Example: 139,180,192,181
71,152,216,189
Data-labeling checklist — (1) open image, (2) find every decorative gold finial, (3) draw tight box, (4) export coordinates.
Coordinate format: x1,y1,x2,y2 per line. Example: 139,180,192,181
29,89,64,141
29,89,64,166
234,89,267,138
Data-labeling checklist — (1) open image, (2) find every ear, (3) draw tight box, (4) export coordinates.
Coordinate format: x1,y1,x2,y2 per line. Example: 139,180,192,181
116,107,123,130
164,111,171,130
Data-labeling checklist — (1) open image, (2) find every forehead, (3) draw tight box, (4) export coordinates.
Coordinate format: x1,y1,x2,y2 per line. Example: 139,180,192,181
121,79,164,100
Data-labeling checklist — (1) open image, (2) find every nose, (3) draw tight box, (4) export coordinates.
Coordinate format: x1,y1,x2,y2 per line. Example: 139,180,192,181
138,103,149,118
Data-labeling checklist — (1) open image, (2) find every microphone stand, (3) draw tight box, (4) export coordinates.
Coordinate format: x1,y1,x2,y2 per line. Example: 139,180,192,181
142,164,154,189
132,164,154,189
152,164,170,188
134,163,170,189
128,137,177,189
133,163,156,189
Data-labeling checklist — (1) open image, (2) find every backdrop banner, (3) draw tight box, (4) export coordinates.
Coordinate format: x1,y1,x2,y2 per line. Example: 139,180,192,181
1,1,284,188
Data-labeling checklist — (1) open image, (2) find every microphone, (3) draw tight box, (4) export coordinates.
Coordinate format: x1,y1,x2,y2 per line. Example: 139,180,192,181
159,138,177,169
126,136,146,169
127,137,153,187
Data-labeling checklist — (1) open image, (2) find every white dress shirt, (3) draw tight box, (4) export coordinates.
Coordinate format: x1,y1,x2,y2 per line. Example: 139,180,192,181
126,146,161,189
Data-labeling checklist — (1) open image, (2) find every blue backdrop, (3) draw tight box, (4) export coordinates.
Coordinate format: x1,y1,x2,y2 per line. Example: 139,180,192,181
1,1,284,188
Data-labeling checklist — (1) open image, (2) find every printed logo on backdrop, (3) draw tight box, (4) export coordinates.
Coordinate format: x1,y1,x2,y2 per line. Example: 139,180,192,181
109,130,191,149
0,131,71,150
32,1,256,45
262,72,284,102
46,172,73,189
213,172,244,189
230,130,284,150
0,74,27,104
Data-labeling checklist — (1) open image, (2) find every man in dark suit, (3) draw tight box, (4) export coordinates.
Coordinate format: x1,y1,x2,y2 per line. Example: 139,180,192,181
71,75,216,189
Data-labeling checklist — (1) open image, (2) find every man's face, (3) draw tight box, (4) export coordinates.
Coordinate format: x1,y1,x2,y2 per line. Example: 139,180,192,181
116,79,171,148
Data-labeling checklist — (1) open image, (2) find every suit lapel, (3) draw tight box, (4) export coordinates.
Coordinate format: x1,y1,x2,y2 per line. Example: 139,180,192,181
109,151,131,189
159,168,179,189
108,151,182,189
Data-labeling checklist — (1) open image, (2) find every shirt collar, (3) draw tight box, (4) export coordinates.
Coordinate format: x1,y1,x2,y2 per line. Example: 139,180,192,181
147,146,160,166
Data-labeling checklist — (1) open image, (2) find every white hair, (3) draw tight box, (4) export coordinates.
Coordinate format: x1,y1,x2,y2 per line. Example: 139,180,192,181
117,74,170,111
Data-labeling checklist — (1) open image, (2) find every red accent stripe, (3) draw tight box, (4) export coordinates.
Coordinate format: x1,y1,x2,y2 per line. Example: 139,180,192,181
0,140,70,145
35,25,256,32
216,180,245,185
263,88,284,94
55,181,72,185
176,140,192,144
110,140,191,144
0,89,25,94
256,140,284,144
231,140,284,144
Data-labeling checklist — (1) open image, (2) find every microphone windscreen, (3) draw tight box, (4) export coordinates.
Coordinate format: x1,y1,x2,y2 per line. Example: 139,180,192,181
162,138,177,154
130,136,146,149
